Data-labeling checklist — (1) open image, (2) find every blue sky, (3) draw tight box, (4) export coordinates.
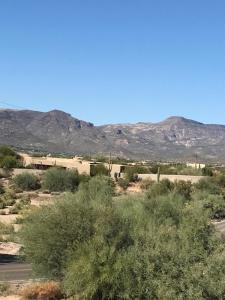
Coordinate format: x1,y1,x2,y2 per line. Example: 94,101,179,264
0,0,224,125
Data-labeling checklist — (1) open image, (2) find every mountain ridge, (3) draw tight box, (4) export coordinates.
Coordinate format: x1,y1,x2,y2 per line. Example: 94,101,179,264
0,108,225,162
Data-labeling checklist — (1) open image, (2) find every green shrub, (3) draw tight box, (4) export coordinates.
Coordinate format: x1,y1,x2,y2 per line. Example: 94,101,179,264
90,164,109,176
173,180,192,200
0,282,10,294
0,199,6,209
0,145,17,157
146,179,174,199
20,176,225,299
118,178,130,190
43,168,80,192
0,182,4,194
193,191,225,220
0,221,14,234
20,195,31,206
13,173,40,191
9,202,24,214
124,167,140,182
0,156,19,169
3,197,16,207
78,174,91,183
194,178,221,195
202,166,213,176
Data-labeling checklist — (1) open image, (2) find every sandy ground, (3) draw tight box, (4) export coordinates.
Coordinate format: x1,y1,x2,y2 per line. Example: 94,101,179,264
0,296,21,300
0,242,21,255
0,215,18,225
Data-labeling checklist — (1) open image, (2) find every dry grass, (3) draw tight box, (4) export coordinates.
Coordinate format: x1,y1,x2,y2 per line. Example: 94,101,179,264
21,282,62,300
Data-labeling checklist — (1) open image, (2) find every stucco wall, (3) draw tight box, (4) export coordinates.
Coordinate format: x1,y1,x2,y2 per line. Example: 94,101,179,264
132,173,205,183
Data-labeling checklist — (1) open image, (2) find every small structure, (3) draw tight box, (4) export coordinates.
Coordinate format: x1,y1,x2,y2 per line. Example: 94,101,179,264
186,162,206,169
20,153,125,178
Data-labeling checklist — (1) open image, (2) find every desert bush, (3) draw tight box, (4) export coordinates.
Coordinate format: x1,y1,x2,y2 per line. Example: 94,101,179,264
139,178,154,190
0,146,22,169
42,168,80,192
78,174,91,183
202,166,214,176
20,195,31,206
90,164,109,176
117,178,130,190
124,166,149,182
13,173,40,191
21,281,62,300
194,177,221,195
146,179,174,199
9,202,24,214
21,176,225,299
193,191,225,220
0,198,6,209
0,156,19,169
3,197,16,207
0,182,4,194
173,180,192,200
0,221,14,234
214,174,225,188
0,282,10,295
1,189,17,206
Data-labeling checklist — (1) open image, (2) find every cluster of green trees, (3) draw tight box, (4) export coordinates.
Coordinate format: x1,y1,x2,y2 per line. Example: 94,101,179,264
20,175,225,299
0,146,22,169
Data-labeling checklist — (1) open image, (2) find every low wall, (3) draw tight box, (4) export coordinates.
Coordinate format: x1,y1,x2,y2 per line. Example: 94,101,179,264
136,174,205,184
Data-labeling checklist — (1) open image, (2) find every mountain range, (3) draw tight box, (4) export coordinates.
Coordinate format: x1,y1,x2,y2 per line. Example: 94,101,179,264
0,108,225,162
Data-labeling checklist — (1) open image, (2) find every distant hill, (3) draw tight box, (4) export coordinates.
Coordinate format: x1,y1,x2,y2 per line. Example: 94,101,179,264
0,109,225,162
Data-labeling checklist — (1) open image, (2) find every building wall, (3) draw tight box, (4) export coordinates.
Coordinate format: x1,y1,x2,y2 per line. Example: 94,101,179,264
133,173,205,183
20,154,91,175
186,163,206,169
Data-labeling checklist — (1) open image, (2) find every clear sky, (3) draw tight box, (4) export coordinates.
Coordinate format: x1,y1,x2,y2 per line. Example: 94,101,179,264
0,0,224,125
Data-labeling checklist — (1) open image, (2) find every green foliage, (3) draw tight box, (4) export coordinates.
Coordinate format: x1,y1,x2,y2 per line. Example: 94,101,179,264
0,145,17,157
146,179,174,199
0,221,14,235
194,177,221,195
0,156,19,169
90,164,109,177
42,168,80,192
173,180,192,200
117,178,130,190
193,191,225,220
0,182,4,194
125,166,149,180
20,173,225,299
9,202,23,214
124,166,149,182
13,173,40,191
202,166,214,176
0,282,10,294
20,176,115,278
149,163,204,176
0,146,22,169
